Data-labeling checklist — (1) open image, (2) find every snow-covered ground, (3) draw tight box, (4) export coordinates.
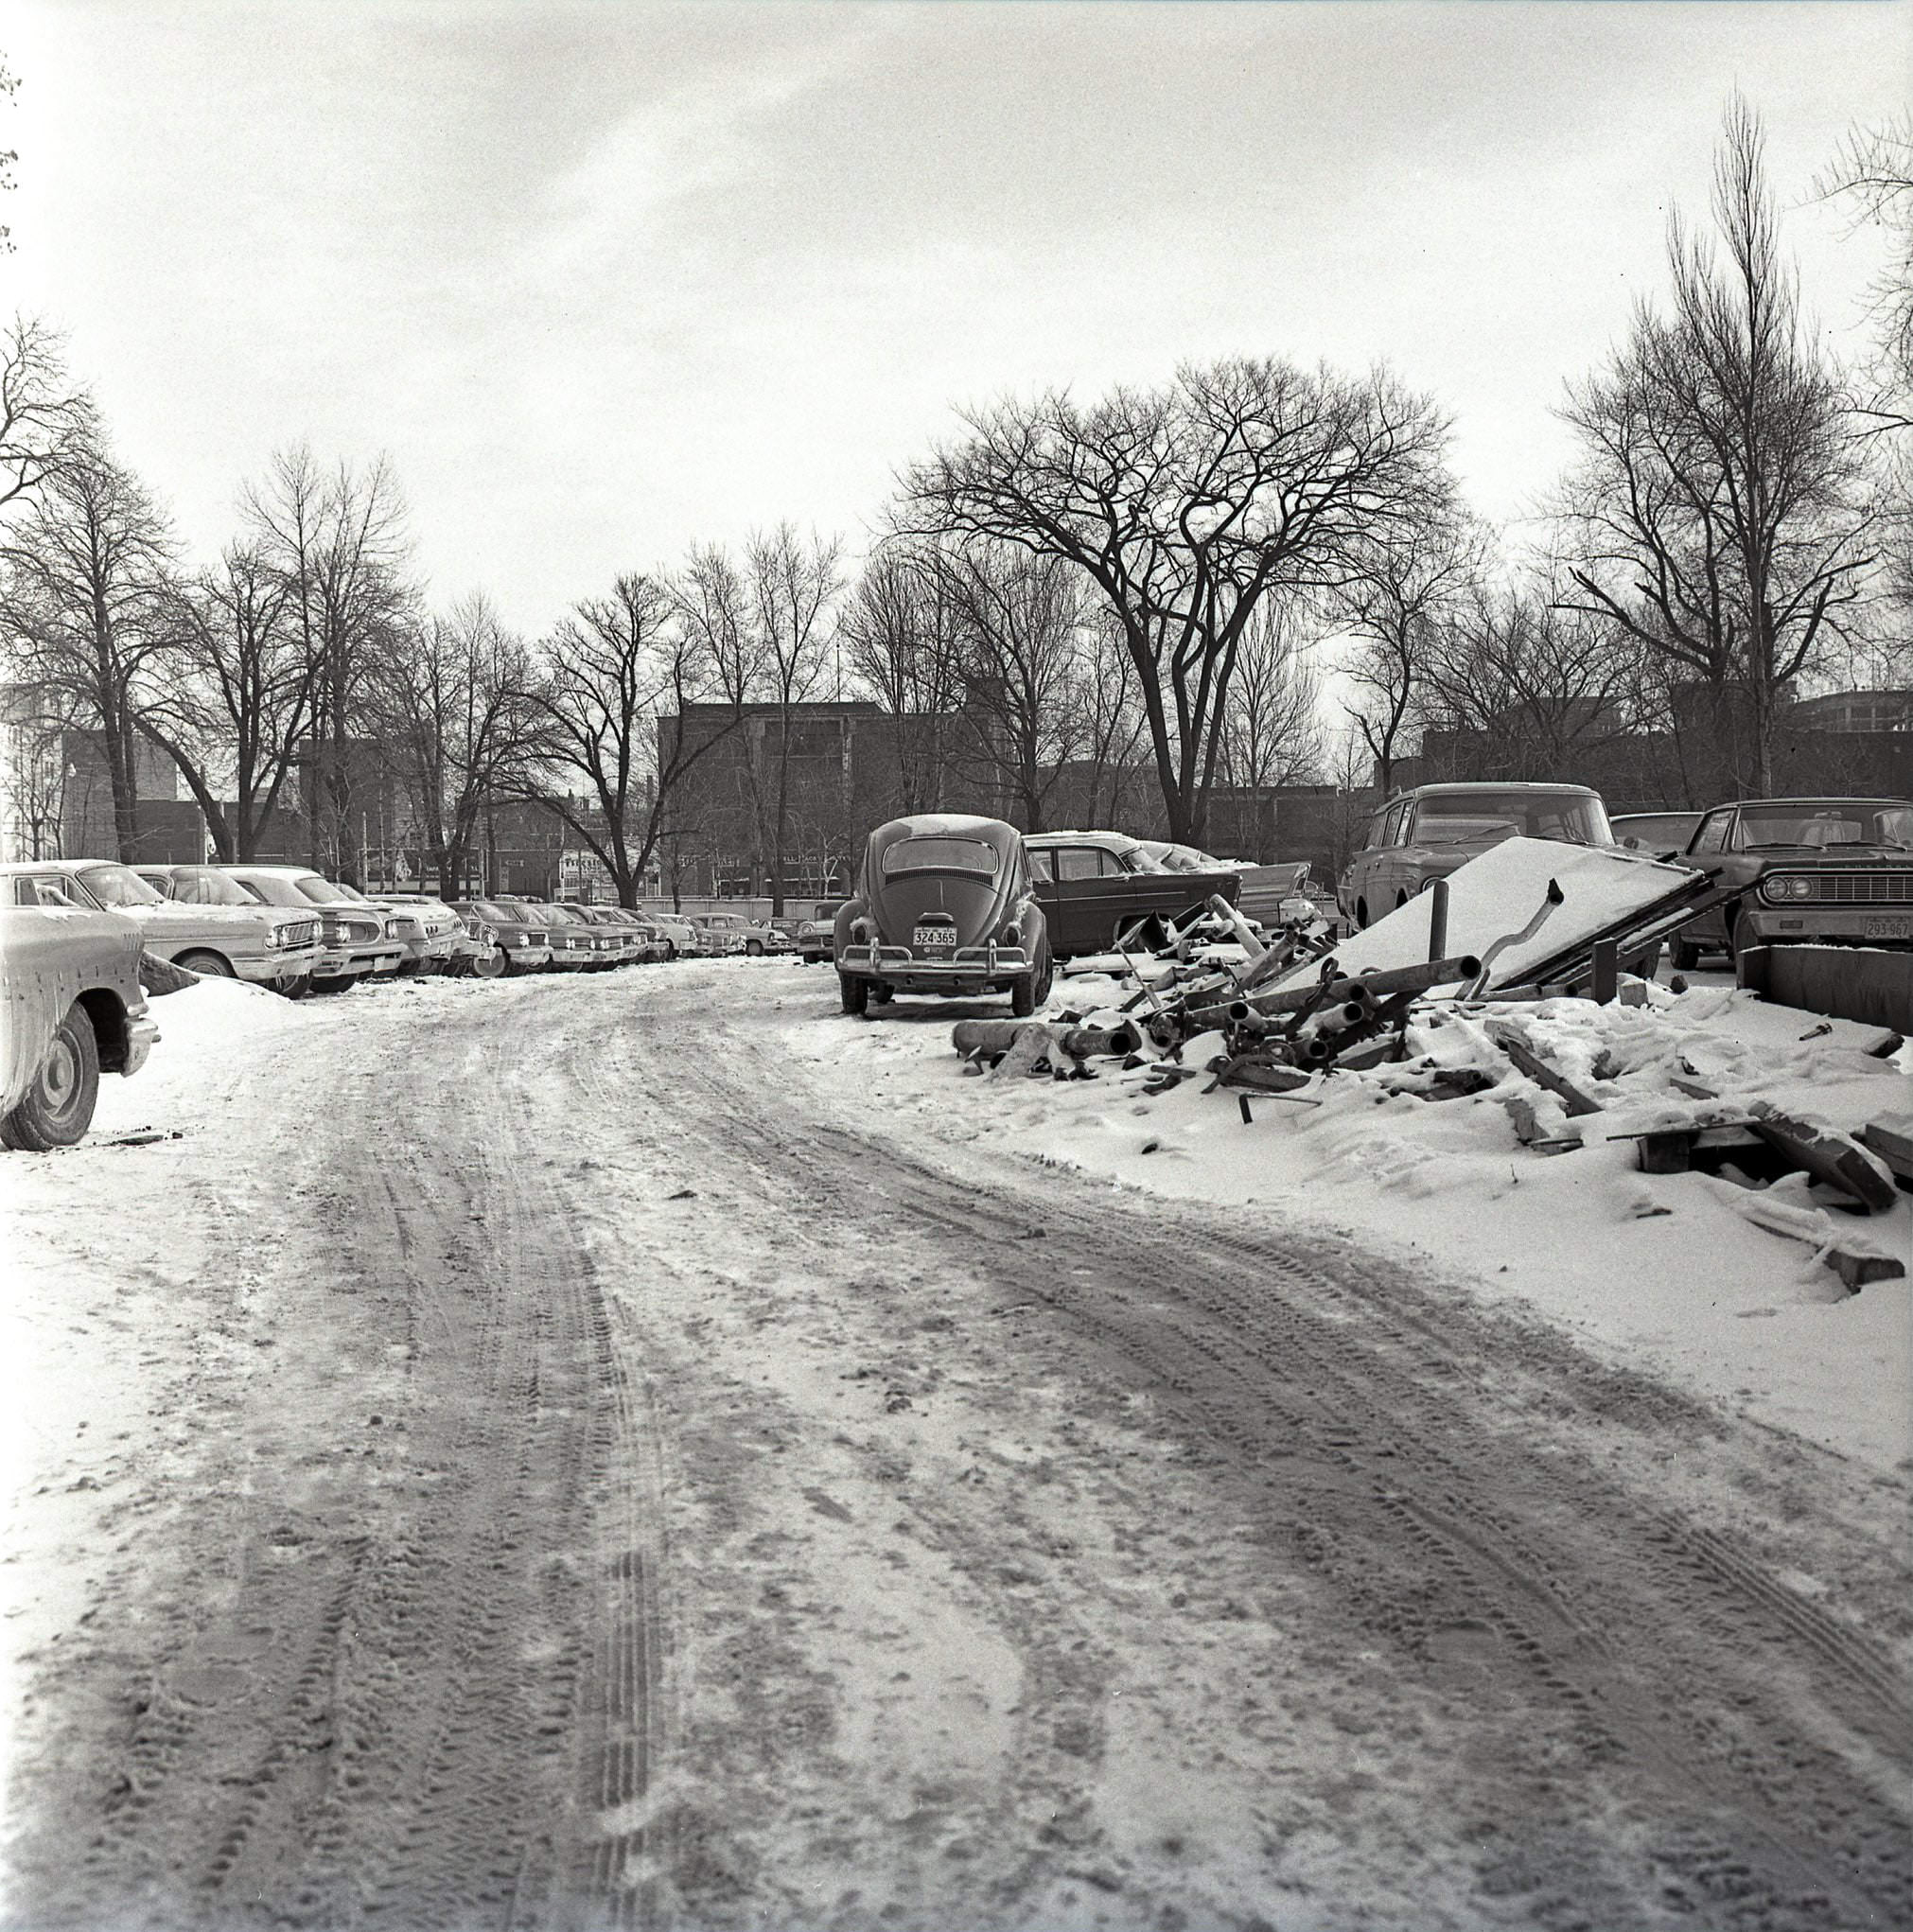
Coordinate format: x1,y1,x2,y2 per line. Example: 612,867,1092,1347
781,973,1913,1477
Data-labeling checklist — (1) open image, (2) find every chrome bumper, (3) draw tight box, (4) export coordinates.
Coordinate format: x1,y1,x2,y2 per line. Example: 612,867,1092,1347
839,941,1032,980
124,1012,160,1078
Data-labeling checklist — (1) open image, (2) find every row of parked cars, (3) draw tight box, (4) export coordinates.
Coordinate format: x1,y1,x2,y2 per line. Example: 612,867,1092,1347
0,856,820,997
1334,781,1913,966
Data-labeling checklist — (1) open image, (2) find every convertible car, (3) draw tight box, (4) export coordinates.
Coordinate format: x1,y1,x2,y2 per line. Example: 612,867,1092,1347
834,815,1053,1016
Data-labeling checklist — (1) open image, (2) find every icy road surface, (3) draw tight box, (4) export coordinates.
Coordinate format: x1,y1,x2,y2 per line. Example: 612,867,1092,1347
3,965,1909,1932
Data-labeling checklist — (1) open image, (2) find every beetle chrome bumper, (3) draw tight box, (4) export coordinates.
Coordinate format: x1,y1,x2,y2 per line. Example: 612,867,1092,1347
838,940,1033,980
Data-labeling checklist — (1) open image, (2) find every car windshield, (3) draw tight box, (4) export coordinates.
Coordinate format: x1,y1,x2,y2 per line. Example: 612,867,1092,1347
1614,816,1698,847
167,866,257,905
1413,793,1611,846
1739,804,1913,851
293,875,358,905
468,901,516,922
77,863,166,907
883,836,1000,877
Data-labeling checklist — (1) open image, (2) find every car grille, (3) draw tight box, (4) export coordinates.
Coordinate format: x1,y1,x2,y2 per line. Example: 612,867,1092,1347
279,918,320,947
1775,870,1913,905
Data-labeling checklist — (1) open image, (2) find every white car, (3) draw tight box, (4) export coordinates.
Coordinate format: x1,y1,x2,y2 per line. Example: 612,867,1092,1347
7,858,324,996
219,865,407,990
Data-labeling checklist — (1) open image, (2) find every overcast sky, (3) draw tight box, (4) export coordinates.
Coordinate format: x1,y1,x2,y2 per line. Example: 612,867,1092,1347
7,1,1908,634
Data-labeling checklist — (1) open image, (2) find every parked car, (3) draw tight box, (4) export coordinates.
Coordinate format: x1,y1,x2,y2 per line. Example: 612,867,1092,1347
571,905,651,964
375,891,484,973
647,914,708,959
1022,830,1242,958
796,902,845,964
1610,811,1705,856
448,899,554,976
516,901,613,970
1134,840,1315,926
9,858,325,996
1666,796,1913,970
602,910,672,963
219,865,407,989
1337,782,1615,930
0,900,160,1149
834,813,1053,1015
688,912,753,955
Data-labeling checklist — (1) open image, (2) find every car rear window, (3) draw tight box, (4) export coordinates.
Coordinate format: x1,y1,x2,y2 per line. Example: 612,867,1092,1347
882,836,999,877
1413,793,1611,845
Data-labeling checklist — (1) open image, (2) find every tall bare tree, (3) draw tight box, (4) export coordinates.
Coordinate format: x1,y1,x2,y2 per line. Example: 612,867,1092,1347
244,446,412,876
138,539,314,860
1557,96,1874,795
904,356,1451,844
1336,515,1482,795
366,593,536,898
839,539,964,817
675,525,844,912
938,537,1087,831
0,432,176,858
523,571,738,907
1216,597,1325,793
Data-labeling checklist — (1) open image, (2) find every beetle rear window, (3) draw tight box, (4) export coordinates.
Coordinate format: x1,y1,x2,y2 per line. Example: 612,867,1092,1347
882,837,999,877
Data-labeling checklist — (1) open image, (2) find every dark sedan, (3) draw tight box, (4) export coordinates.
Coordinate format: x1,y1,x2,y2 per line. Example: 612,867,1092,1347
1668,797,1913,968
448,900,554,976
1022,830,1242,958
834,814,1052,1015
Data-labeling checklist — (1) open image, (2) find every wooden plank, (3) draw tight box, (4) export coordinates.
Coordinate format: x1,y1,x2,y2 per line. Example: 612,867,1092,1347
1745,1102,1899,1214
1860,1119,1913,1186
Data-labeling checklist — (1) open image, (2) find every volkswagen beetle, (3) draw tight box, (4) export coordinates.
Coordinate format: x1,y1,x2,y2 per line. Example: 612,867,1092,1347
834,814,1052,1016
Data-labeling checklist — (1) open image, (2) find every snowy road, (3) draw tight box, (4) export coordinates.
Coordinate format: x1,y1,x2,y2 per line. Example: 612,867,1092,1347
4,966,1910,1930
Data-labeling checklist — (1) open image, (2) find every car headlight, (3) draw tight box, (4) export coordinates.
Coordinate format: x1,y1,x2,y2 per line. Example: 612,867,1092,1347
999,921,1020,946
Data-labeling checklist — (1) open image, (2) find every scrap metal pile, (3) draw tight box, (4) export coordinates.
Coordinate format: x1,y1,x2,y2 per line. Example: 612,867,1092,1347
951,849,1911,1291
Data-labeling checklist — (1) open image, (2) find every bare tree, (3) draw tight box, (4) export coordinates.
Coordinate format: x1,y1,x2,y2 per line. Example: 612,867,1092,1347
904,356,1452,844
244,446,412,876
1336,515,1482,795
523,571,738,907
938,537,1086,831
366,593,537,899
1557,95,1874,795
1419,580,1642,781
134,541,315,860
0,317,92,511
1817,112,1913,431
0,432,176,858
674,525,844,912
1216,596,1325,792
838,538,964,817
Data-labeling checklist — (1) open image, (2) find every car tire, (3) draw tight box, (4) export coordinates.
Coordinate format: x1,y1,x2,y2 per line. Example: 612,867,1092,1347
1029,942,1054,1009
746,939,764,957
310,974,358,995
472,945,507,979
839,973,868,1015
1668,936,1703,974
1,1004,101,1151
176,949,235,978
280,974,314,1001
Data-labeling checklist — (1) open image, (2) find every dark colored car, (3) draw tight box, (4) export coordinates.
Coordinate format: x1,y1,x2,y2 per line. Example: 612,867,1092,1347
1022,830,1242,958
1667,796,1913,969
1610,811,1705,856
834,814,1052,1015
1337,782,1613,930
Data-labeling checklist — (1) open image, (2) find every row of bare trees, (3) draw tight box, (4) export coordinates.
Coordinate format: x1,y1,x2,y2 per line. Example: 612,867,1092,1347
3,95,1904,889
